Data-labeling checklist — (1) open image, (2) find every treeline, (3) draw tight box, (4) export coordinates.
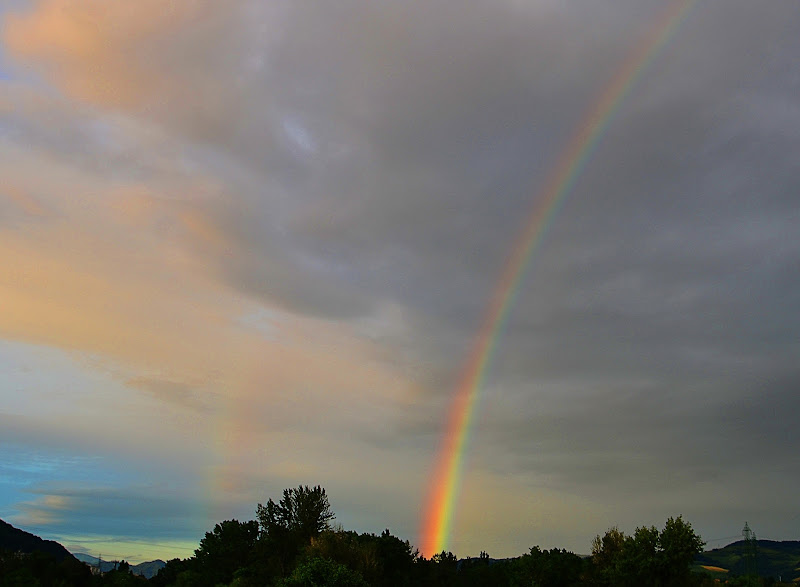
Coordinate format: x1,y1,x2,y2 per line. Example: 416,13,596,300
0,549,97,586
0,485,777,586
147,485,709,587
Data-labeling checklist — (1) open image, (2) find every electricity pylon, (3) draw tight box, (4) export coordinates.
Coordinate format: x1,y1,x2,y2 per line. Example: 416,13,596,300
741,521,758,577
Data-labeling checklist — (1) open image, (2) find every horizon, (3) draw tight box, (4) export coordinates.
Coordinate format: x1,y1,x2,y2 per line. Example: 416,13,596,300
2,0,799,566
4,514,786,566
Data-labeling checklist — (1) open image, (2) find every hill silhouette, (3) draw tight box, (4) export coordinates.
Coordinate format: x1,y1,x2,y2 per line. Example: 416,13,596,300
696,539,800,581
131,559,167,579
0,518,75,562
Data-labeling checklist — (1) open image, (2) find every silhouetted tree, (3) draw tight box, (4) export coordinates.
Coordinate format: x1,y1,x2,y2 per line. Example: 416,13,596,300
591,525,627,584
193,519,259,586
151,557,193,587
257,485,335,542
252,485,337,580
305,530,380,583
658,515,705,585
300,528,419,586
431,550,457,565
514,546,585,587
374,529,418,585
420,550,459,586
591,516,704,586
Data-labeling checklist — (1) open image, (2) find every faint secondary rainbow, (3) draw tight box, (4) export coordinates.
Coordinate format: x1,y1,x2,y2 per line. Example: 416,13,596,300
420,0,696,558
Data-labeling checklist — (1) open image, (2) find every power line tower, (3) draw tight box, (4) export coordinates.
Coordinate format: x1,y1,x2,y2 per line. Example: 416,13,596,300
741,521,758,578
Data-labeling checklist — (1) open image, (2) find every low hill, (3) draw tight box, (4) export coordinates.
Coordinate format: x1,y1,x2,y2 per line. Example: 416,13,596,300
0,518,75,562
696,540,800,582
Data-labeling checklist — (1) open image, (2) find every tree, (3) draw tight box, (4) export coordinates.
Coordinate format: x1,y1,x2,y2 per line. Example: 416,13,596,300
301,528,419,586
253,485,337,580
150,558,193,587
430,550,457,565
257,485,335,542
374,529,418,586
629,525,660,580
657,515,705,584
591,516,705,586
279,557,369,587
591,526,628,585
305,530,380,584
194,519,259,586
518,546,585,587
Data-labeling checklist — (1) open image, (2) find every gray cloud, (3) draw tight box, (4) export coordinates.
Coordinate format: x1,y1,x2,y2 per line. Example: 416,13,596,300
251,0,800,541
126,377,212,411
16,485,202,538
4,0,800,554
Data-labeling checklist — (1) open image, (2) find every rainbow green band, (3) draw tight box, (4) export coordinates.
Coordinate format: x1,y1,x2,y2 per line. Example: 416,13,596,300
420,0,696,557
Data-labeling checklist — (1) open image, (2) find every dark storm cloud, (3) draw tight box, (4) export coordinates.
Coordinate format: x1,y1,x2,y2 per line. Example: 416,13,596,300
283,0,800,537
228,0,800,381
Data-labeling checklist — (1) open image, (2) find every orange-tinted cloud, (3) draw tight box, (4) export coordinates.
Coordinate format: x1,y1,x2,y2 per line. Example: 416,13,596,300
3,184,48,217
3,0,252,152
4,0,221,108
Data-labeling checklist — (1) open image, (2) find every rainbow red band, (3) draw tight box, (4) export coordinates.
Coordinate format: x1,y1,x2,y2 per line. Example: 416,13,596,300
420,0,696,558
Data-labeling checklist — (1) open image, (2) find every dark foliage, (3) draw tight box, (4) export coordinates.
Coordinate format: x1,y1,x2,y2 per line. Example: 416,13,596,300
514,546,586,586
590,516,705,586
98,563,150,586
193,519,259,586
9,490,763,586
149,558,192,587
279,557,369,587
251,485,336,579
0,548,93,587
257,485,335,542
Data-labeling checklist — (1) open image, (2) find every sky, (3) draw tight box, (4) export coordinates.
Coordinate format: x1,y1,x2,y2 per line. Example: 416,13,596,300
1,0,799,565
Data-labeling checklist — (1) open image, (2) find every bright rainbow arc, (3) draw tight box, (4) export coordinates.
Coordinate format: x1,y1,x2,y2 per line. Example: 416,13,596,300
420,0,696,558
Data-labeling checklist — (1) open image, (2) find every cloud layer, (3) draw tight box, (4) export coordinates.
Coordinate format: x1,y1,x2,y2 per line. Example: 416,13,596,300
2,0,799,561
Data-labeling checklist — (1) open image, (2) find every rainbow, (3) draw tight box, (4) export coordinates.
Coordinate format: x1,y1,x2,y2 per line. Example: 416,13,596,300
420,0,696,558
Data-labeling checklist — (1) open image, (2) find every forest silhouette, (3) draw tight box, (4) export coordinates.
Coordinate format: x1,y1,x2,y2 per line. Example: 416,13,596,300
1,485,775,586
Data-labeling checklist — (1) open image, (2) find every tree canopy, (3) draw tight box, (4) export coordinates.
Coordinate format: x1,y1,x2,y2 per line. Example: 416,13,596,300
591,515,705,586
257,485,335,541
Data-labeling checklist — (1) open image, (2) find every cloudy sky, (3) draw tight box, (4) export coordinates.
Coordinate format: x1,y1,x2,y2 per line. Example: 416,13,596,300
1,0,799,564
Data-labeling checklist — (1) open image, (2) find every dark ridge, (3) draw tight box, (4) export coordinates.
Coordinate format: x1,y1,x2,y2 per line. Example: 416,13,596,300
0,518,75,562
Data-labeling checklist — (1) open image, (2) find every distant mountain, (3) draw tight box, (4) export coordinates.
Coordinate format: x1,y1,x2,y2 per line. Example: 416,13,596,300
131,559,166,579
73,552,166,578
73,552,118,572
696,540,800,582
0,518,75,562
